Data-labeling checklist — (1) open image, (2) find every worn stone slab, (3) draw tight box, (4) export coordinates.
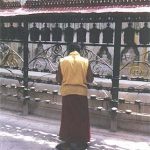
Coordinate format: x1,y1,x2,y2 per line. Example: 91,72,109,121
0,109,150,150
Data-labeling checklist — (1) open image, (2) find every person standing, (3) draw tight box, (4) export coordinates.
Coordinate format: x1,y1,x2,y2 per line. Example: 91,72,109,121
56,43,93,149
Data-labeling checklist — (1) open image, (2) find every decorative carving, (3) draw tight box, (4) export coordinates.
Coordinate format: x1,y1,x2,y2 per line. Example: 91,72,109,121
121,45,139,66
0,0,21,9
97,45,112,65
130,62,149,77
0,42,23,68
29,44,64,72
24,0,150,9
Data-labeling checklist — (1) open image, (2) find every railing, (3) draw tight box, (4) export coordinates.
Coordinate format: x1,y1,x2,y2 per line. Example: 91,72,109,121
1,42,150,79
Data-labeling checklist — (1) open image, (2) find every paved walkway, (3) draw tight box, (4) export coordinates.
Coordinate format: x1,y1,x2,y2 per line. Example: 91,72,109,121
0,109,150,150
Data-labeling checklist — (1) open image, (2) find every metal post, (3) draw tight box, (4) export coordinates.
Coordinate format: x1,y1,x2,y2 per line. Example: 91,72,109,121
0,18,1,38
110,107,118,132
112,20,122,101
22,20,29,115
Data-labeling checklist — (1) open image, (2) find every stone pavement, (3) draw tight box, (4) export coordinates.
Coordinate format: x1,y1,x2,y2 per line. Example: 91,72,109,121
0,109,150,150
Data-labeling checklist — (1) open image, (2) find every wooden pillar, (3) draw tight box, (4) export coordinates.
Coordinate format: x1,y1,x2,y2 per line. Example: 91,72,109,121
112,20,122,101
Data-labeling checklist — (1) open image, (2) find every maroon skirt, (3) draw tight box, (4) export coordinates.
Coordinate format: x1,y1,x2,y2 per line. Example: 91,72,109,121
59,95,90,142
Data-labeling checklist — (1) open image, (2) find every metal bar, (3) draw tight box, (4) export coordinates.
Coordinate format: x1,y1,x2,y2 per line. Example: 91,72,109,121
22,19,29,115
112,20,122,101
23,20,29,89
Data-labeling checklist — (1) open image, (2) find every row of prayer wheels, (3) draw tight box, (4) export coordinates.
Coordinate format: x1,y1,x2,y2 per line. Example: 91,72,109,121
1,22,150,44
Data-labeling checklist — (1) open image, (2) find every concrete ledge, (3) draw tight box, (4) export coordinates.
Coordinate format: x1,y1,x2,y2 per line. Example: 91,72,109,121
1,67,150,89
118,112,150,133
0,68,150,134
0,96,150,134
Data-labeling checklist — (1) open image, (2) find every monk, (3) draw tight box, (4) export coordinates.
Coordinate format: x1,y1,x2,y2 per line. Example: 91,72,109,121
56,43,93,149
